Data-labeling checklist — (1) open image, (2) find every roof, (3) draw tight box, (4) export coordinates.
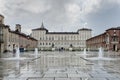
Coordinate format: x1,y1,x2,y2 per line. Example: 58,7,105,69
87,26,120,41
78,28,92,31
9,29,37,41
0,24,10,30
32,22,48,31
32,27,48,31
0,24,5,26
27,35,38,41
87,32,105,41
32,23,92,34
46,32,78,34
106,27,120,31
0,14,4,18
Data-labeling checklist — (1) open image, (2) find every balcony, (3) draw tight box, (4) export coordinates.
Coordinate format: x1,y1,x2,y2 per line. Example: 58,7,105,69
111,41,119,44
111,36,119,44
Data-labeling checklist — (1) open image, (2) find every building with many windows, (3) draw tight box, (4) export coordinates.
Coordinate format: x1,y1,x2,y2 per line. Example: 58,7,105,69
0,14,5,53
0,14,37,53
31,23,92,50
86,27,120,51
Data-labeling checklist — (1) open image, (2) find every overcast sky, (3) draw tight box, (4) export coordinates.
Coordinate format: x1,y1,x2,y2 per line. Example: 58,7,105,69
0,0,120,36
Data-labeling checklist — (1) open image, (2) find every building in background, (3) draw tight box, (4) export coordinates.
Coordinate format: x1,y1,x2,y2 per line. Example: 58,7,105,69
0,14,37,53
0,14,5,53
86,27,120,51
31,23,92,50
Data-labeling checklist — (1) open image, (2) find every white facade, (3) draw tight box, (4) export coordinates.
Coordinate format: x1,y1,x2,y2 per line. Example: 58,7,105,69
31,23,92,50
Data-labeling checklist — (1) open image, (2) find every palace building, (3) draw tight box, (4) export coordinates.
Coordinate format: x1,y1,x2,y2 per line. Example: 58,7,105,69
0,14,37,53
86,27,120,51
31,23,92,50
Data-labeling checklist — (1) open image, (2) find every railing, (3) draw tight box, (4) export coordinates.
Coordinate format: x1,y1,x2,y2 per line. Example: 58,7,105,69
111,41,119,44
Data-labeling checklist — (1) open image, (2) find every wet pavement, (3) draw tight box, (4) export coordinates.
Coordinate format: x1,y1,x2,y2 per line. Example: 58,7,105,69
1,51,120,80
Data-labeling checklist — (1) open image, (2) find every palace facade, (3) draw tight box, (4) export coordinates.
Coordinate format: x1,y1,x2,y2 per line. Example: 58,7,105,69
0,14,37,53
31,23,92,50
86,27,120,51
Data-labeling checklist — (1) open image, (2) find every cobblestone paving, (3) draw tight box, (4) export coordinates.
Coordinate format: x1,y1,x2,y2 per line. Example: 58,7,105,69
1,51,120,80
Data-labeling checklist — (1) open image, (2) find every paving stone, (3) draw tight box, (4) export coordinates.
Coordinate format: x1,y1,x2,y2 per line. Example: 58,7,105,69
20,73,43,78
77,71,87,74
90,73,112,78
45,69,57,73
70,78,81,80
55,78,81,80
56,70,66,73
107,77,120,80
57,69,77,74
28,78,54,80
87,71,99,74
21,70,35,74
3,77,27,80
44,73,67,78
55,78,71,80
112,73,120,78
97,71,107,74
2,51,120,79
68,73,90,78
81,78,107,80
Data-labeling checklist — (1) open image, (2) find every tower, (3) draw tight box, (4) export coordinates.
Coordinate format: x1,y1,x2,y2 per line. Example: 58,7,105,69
15,24,21,32
0,14,4,24
41,22,44,28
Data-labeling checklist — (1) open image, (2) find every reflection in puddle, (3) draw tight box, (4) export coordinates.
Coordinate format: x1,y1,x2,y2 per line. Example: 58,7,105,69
1,51,120,79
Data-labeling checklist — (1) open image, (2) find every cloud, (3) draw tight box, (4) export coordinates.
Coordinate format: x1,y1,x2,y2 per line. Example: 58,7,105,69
65,3,81,23
0,0,6,14
0,0,120,35
21,0,51,14
81,0,101,15
84,0,120,35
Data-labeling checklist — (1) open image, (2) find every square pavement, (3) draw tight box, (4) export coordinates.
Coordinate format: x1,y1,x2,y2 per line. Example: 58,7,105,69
2,51,120,80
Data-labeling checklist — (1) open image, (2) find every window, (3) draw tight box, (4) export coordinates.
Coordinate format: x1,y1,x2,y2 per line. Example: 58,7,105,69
58,37,60,40
112,36,118,42
49,37,51,40
64,36,66,40
40,37,42,40
46,37,48,40
0,27,3,34
52,37,54,40
40,43,42,45
61,36,63,40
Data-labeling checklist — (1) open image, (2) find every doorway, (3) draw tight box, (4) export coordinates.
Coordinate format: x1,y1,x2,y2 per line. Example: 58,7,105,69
113,44,117,51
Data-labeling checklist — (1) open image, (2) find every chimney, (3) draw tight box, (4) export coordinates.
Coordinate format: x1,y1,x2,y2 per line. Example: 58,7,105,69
0,14,4,24
15,24,21,32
